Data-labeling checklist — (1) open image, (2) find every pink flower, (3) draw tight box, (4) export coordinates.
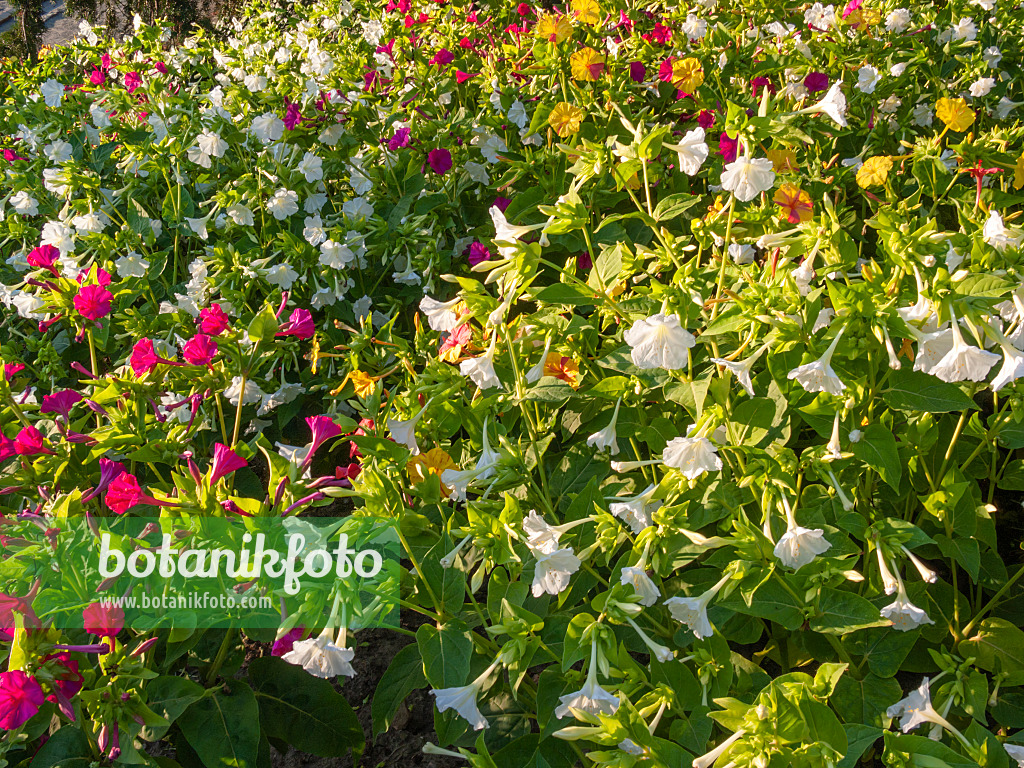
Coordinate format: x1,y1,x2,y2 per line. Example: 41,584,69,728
0,434,14,462
43,652,83,720
3,363,25,381
284,101,302,130
210,443,247,485
0,670,45,730
718,130,739,163
83,456,127,502
276,308,315,339
697,110,715,129
40,390,83,421
182,334,218,366
199,303,231,336
89,67,105,86
153,61,168,74
493,196,512,212
123,71,142,94
303,415,344,468
27,244,60,275
105,471,180,515
455,70,478,84
0,593,39,639
427,148,453,174
74,284,113,321
130,338,180,376
804,72,829,93
467,241,491,266
388,126,411,150
429,48,454,66
272,628,305,656
83,602,124,638
14,425,55,456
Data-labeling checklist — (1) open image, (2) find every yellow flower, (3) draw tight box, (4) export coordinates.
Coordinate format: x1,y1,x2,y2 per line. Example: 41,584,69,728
773,184,813,223
671,58,704,93
407,448,457,492
350,370,375,398
1014,154,1024,191
570,47,605,81
935,97,975,132
536,12,573,42
571,0,602,25
549,102,585,137
308,334,322,374
543,353,581,388
856,156,893,188
767,148,799,173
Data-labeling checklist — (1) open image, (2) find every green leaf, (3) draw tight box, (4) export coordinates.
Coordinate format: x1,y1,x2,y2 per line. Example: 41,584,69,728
838,725,882,768
883,732,980,768
811,588,889,635
524,377,579,403
493,734,577,768
959,619,1024,677
849,424,902,490
142,676,205,740
246,305,279,343
372,644,428,738
882,369,976,413
417,623,474,688
832,673,902,727
935,534,981,582
29,727,92,767
846,628,918,679
533,283,598,306
719,577,805,631
653,192,704,222
177,683,261,768
249,656,364,758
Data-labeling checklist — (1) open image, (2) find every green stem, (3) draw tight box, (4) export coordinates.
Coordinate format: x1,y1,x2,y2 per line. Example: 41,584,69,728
205,627,236,685
962,562,1024,638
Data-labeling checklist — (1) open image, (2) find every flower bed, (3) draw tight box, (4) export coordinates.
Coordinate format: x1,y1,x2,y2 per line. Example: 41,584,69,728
2,0,1024,765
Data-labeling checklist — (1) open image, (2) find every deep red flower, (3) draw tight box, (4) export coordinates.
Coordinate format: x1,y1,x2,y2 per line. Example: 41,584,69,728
427,148,453,174
516,2,530,14
467,241,491,266
199,303,231,335
804,72,829,93
83,602,124,638
697,110,715,129
718,131,739,163
0,670,45,730
73,284,112,321
284,101,302,130
181,334,218,366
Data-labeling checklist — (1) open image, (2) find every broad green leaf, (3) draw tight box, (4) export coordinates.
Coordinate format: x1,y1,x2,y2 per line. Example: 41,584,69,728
417,623,474,688
249,656,364,758
832,673,902,727
849,424,902,490
882,369,976,413
533,283,599,306
177,682,260,768
959,619,1024,678
29,727,92,767
142,676,205,740
935,534,981,582
811,588,889,635
838,724,882,768
653,192,703,222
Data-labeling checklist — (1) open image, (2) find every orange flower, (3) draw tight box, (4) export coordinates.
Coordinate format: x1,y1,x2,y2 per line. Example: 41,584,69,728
350,370,375,398
549,102,585,137
544,353,581,388
536,12,573,42
407,448,457,493
773,184,813,223
570,47,605,81
767,148,799,173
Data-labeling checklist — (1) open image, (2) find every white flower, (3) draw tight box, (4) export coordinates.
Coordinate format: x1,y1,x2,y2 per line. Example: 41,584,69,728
721,153,776,202
885,8,911,32
282,628,356,678
774,525,831,570
991,340,1024,391
464,161,490,185
970,77,996,98
586,398,622,455
663,127,709,176
489,205,547,258
662,436,723,480
12,292,46,319
72,212,107,235
608,484,661,534
264,263,299,290
664,574,731,640
40,79,64,108
620,566,660,607
804,2,836,29
387,400,431,456
623,313,695,370
856,65,880,94
471,131,507,164
259,382,305,415
185,216,210,240
460,335,501,389
682,13,707,38
693,730,747,768
343,196,374,221
319,239,355,270
225,376,266,406
787,326,847,395
951,17,977,41
929,312,1000,383
115,251,150,278
910,327,954,373
881,591,935,631
267,188,299,220
913,102,934,127
530,546,581,597
984,210,1022,252
983,46,1003,68
250,112,285,143
1004,745,1024,767
729,243,755,264
431,672,492,731
44,140,73,164
41,220,75,255
225,203,254,227
802,81,849,127
710,353,760,397
555,644,619,719
507,100,528,129
419,295,462,332
9,191,38,216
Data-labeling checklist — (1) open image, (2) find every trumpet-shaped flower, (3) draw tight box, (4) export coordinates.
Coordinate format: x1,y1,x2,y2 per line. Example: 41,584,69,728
586,398,622,454
711,344,767,398
787,326,847,394
431,658,502,730
387,399,431,456
623,313,695,370
530,546,581,597
620,566,661,606
800,81,849,127
929,311,999,383
459,334,501,389
720,152,776,202
880,589,935,631
990,338,1024,391
664,574,731,639
887,678,957,734
489,206,547,258
555,643,619,719
608,484,661,533
419,295,462,332
983,210,1022,253
774,524,831,570
662,436,722,480
663,127,709,175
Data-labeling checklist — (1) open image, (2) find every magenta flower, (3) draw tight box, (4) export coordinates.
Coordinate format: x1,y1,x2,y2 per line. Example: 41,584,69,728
467,242,491,266
43,652,82,720
629,61,646,82
284,101,303,130
83,456,127,502
3,363,25,380
389,126,411,150
804,72,829,93
182,334,218,366
123,71,142,94
455,70,478,84
276,308,315,340
40,390,83,421
427,148,453,174
74,284,113,321
0,434,14,462
303,415,344,468
14,425,55,456
718,130,739,163
105,471,173,514
429,48,454,66
129,338,181,377
493,196,512,212
83,602,124,638
199,303,231,336
0,671,45,730
27,244,60,275
750,76,775,95
272,627,305,656
210,443,247,485
89,67,105,86
697,109,715,130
